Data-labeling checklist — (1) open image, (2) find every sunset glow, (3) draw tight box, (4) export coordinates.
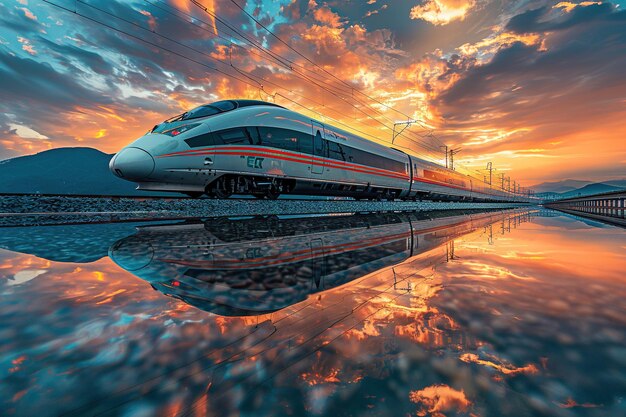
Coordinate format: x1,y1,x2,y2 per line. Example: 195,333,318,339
1,0,624,187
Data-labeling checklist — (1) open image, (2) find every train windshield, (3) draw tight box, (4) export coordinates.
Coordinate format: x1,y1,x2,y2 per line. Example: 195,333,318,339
183,101,236,120
152,101,238,133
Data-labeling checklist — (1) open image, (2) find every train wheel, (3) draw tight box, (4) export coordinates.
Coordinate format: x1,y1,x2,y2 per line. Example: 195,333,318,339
210,177,232,199
265,186,281,200
259,179,281,200
252,193,265,199
185,192,203,199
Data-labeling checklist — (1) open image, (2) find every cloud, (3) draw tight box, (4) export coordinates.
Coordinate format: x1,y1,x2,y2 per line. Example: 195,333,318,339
17,36,36,55
554,2,602,13
506,2,617,34
394,1,626,182
364,3,388,18
19,7,38,21
410,0,476,25
0,2,41,34
8,123,49,140
437,4,626,128
313,5,344,28
409,384,470,415
0,0,624,185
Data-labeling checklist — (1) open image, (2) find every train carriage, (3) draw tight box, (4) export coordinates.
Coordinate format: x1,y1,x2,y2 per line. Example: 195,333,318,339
110,99,531,202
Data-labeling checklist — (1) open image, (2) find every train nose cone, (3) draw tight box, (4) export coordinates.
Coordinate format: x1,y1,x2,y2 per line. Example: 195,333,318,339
110,147,155,180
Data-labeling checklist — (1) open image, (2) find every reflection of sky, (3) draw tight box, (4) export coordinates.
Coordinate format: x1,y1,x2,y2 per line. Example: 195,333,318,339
0,211,625,416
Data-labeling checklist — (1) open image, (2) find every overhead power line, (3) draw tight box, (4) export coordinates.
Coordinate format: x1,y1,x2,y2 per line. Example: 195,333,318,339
42,0,444,160
190,0,445,154
43,0,529,190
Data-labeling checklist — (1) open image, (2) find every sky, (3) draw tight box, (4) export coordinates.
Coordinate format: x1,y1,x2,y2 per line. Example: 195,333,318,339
1,0,625,187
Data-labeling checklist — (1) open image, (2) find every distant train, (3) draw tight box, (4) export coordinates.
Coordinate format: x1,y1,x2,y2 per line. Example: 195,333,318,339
110,99,531,202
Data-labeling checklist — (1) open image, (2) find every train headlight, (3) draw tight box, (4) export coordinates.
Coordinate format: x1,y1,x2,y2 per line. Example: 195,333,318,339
162,123,201,137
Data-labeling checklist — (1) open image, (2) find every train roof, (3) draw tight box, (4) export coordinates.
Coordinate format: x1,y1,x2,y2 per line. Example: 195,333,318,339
228,99,285,109
162,100,284,124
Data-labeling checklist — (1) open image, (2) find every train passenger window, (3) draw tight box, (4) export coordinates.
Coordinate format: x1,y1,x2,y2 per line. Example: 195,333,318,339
339,144,406,173
259,127,299,152
328,141,345,161
299,131,314,155
214,128,251,144
185,132,217,148
246,127,261,145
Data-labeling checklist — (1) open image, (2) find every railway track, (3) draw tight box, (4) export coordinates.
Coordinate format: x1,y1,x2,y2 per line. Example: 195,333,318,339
0,193,533,227
0,193,523,203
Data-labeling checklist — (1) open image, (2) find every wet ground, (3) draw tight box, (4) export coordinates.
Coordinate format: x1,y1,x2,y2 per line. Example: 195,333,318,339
0,209,625,416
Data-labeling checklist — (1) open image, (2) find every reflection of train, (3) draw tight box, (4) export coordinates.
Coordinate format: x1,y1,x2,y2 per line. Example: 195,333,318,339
110,100,533,202
109,210,532,316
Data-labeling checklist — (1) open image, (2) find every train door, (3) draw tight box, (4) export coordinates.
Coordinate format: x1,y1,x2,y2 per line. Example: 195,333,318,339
311,120,325,175
407,154,414,197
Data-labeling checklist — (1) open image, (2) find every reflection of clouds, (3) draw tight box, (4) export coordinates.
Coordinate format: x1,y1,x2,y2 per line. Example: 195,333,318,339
6,269,47,286
2,211,625,416
409,384,470,416
446,260,535,281
459,353,538,376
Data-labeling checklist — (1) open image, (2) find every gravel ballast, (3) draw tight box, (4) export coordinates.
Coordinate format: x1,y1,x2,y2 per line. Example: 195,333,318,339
0,195,533,226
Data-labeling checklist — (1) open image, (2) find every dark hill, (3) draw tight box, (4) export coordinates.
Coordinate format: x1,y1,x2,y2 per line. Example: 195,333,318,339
531,179,592,194
559,183,624,199
0,147,176,196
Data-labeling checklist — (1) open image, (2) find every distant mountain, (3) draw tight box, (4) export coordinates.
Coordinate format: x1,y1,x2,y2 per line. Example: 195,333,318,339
531,179,593,194
605,179,626,188
559,183,624,199
537,181,625,201
0,147,177,196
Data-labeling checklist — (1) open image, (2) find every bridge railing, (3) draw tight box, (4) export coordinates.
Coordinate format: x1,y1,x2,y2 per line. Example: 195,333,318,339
545,191,626,224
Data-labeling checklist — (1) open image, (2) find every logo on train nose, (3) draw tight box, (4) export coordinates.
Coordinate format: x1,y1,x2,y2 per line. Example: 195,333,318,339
246,156,264,169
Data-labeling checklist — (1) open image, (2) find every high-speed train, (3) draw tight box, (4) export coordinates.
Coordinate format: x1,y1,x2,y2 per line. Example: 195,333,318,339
110,99,531,202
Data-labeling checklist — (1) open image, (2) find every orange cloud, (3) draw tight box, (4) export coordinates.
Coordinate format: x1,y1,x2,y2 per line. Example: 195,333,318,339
554,1,602,13
313,5,344,28
20,7,38,21
458,31,542,58
2,0,624,186
459,353,539,375
17,36,36,55
409,384,471,417
410,0,476,25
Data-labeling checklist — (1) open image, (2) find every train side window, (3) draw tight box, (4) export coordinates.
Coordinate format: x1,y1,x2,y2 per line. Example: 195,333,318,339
214,128,251,144
328,141,345,161
340,143,405,173
246,127,261,144
259,127,300,152
298,131,314,155
185,132,216,148
343,146,355,163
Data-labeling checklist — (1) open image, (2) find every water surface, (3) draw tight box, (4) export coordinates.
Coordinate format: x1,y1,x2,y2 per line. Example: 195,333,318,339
1,209,625,416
